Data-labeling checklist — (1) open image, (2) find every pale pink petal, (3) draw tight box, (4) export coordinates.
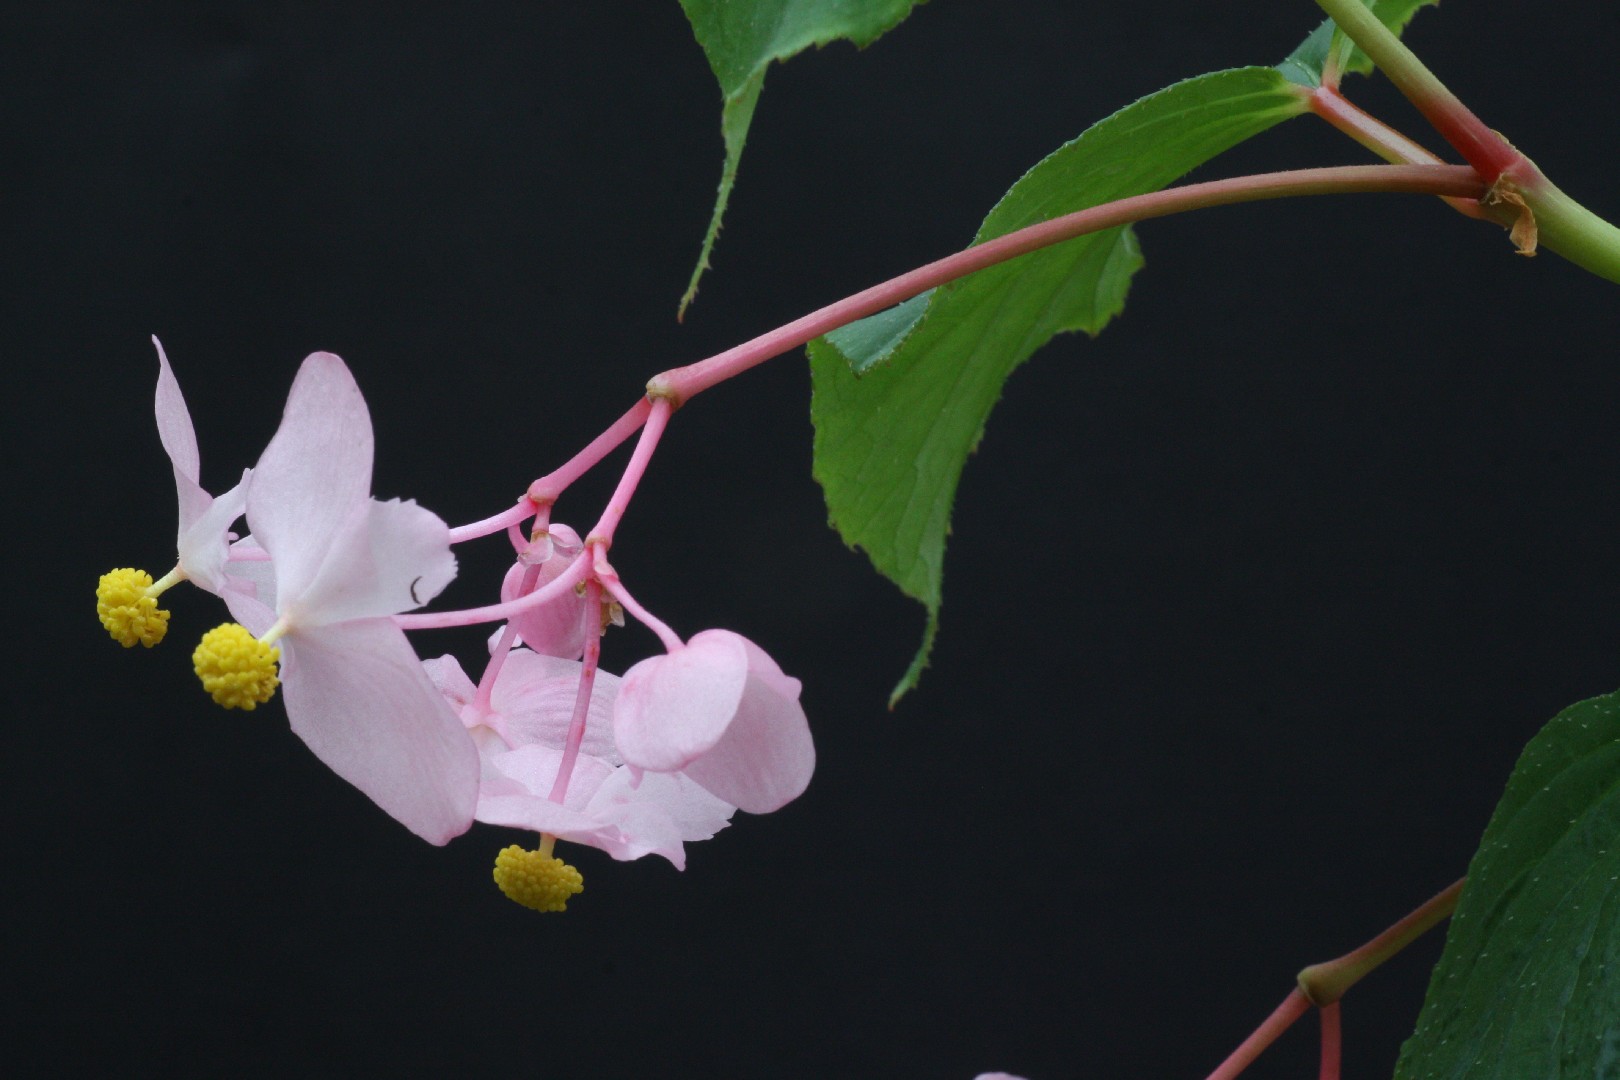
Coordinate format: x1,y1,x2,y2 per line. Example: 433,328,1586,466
280,617,478,845
588,769,734,848
485,744,614,813
475,746,645,856
153,337,211,532
247,352,373,606
291,497,456,626
680,661,815,814
493,650,620,763
421,654,477,709
222,585,278,639
477,746,711,867
177,470,249,595
613,633,750,772
221,535,277,614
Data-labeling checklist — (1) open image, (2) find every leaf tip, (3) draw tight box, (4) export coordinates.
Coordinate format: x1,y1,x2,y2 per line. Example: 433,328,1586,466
887,606,939,709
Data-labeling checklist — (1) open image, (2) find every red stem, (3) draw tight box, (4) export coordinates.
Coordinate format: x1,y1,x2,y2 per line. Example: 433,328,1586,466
650,164,1483,405
1204,988,1312,1080
1307,88,1486,220
1318,1002,1342,1080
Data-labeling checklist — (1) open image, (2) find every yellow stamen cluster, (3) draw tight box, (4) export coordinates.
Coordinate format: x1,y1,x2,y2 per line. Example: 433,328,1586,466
492,844,584,913
192,623,280,709
97,568,171,648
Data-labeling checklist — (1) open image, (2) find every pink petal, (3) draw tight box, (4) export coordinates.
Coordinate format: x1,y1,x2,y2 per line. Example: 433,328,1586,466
421,654,477,709
280,617,478,844
247,352,374,608
291,497,456,626
501,524,589,659
483,744,613,812
613,633,750,773
152,337,211,533
177,470,249,595
492,650,620,763
501,560,588,660
588,770,734,848
680,658,815,814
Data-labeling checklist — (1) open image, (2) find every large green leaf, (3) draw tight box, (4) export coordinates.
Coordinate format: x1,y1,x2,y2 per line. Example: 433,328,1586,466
1395,690,1620,1080
809,67,1309,704
676,0,926,316
808,0,1450,703
1279,0,1439,88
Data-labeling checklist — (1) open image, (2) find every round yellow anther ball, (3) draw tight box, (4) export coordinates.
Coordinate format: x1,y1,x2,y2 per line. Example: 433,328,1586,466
192,623,280,710
97,568,170,648
492,845,584,913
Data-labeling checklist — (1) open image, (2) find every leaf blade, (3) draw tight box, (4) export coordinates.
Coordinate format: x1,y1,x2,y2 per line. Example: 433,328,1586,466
1279,0,1440,88
677,0,927,315
809,66,1310,701
1395,690,1620,1080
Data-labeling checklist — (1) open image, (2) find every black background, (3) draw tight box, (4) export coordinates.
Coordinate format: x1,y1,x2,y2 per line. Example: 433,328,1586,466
6,2,1619,1077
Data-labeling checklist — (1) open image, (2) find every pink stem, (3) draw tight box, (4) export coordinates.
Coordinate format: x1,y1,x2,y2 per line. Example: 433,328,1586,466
506,521,527,554
1318,1003,1342,1080
648,164,1484,404
395,550,591,630
1204,988,1312,1080
548,579,603,804
528,397,654,506
593,545,684,653
449,498,535,544
587,397,673,545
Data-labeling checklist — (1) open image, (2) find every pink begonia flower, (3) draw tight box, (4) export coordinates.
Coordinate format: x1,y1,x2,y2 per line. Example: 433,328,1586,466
152,337,258,599
425,650,734,868
500,523,590,659
613,629,815,814
243,352,478,845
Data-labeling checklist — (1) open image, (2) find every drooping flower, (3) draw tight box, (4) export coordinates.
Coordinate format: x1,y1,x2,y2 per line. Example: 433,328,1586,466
191,352,479,845
500,523,591,659
425,650,735,869
613,629,815,814
96,338,260,647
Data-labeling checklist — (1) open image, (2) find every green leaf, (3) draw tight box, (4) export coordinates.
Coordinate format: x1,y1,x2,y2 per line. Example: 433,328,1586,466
1279,0,1439,88
1396,690,1620,1080
676,0,926,317
809,67,1309,704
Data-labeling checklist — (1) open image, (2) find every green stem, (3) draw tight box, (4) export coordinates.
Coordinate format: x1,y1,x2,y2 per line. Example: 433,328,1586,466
1527,180,1620,284
1314,0,1620,284
1296,878,1464,1005
1311,0,1520,180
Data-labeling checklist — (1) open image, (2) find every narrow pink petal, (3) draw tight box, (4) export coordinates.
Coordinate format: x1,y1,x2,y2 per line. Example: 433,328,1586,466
152,337,211,531
178,470,249,595
292,497,456,626
613,634,749,772
280,618,478,844
680,669,815,814
247,352,373,607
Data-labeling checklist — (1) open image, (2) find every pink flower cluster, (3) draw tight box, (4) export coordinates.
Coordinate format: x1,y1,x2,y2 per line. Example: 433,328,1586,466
138,343,815,869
